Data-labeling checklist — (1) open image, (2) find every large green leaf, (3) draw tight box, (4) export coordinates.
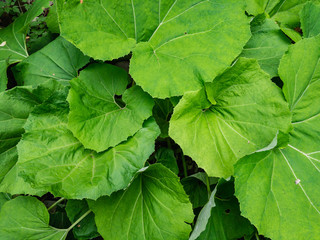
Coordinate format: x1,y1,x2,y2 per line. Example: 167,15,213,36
67,63,154,152
0,196,68,240
17,88,160,199
190,179,254,240
235,37,320,240
0,0,50,91
300,2,320,38
0,80,64,195
169,58,291,177
240,14,291,77
88,164,194,240
66,200,99,240
13,36,89,87
58,0,251,98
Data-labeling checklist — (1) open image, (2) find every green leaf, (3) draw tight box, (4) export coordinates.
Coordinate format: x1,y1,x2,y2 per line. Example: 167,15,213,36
270,0,320,27
88,164,194,240
58,0,251,98
169,58,291,177
67,63,154,152
280,26,302,42
181,172,218,209
279,36,320,122
245,0,281,16
0,0,50,91
0,193,10,212
17,88,160,199
234,36,320,240
0,196,68,240
13,36,90,87
240,14,291,77
153,99,173,138
300,2,320,38
155,147,179,175
66,200,99,240
47,2,60,34
190,179,254,240
0,80,64,195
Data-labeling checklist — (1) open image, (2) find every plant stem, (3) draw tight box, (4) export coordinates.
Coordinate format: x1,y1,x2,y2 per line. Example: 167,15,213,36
255,232,260,240
181,152,188,178
47,197,65,211
68,210,92,231
205,173,211,200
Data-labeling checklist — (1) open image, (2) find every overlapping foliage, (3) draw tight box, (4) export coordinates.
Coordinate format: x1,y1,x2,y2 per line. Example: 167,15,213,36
0,0,319,239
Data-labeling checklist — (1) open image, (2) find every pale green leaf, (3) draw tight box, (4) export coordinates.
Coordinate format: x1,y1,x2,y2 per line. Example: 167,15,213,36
240,14,291,77
88,164,194,240
17,88,160,199
0,80,64,195
235,36,320,240
300,2,320,38
58,0,251,98
190,179,254,240
0,196,68,240
67,63,154,152
13,36,89,87
169,58,291,177
0,0,50,91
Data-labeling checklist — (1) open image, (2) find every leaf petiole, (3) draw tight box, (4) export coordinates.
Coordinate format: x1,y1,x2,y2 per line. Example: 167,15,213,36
67,210,92,231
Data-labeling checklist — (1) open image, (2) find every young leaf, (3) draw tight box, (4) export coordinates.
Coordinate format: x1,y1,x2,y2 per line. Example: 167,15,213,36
152,99,174,138
0,0,50,91
181,172,218,209
88,164,194,240
155,147,179,175
13,36,90,86
234,36,320,240
0,196,69,239
67,63,154,152
58,0,251,98
0,80,64,195
240,14,291,77
17,87,160,199
66,200,99,240
190,179,254,240
169,58,291,177
300,2,320,38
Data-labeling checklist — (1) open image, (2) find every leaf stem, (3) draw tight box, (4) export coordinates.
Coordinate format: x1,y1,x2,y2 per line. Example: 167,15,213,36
181,152,187,178
67,210,92,231
47,197,65,211
255,232,260,240
205,172,211,200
